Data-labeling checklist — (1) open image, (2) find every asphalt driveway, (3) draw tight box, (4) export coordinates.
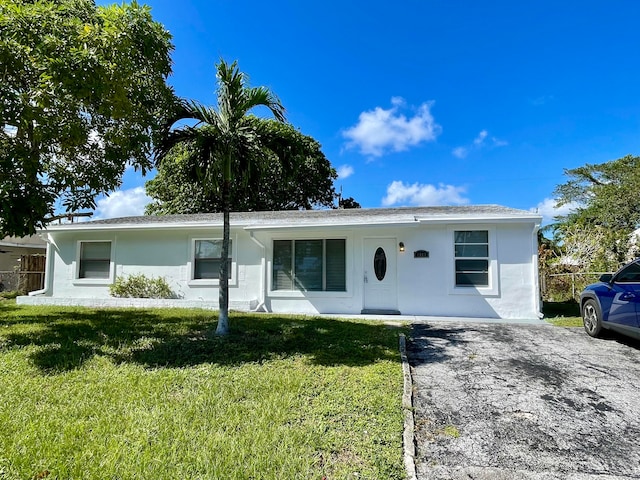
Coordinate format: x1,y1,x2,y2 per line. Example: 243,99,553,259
407,322,640,480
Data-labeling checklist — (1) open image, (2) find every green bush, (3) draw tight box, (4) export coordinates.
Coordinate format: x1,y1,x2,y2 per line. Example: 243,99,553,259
109,274,175,299
542,271,604,302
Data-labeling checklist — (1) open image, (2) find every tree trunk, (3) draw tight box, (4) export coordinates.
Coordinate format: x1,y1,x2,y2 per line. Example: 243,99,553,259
216,177,231,335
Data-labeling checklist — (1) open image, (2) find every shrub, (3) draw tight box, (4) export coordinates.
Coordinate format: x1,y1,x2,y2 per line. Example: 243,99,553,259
109,274,175,299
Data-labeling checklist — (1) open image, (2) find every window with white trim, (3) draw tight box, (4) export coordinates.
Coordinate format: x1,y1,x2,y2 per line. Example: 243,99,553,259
272,239,346,292
78,241,111,279
193,239,232,280
454,230,489,287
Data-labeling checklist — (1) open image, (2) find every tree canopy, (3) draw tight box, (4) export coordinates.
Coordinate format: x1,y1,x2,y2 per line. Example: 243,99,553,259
555,154,640,230
0,0,175,237
553,154,640,268
146,119,338,214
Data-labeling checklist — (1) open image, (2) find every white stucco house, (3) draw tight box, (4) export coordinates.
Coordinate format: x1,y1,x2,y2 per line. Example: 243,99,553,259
18,206,543,319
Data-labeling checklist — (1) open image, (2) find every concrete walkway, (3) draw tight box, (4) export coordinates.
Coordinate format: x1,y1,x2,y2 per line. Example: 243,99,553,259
319,312,547,325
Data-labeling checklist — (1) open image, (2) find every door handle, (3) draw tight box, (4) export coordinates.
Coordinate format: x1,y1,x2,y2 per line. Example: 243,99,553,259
364,271,368,283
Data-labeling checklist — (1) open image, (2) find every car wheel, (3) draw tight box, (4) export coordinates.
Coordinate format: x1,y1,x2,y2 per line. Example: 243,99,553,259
583,299,602,338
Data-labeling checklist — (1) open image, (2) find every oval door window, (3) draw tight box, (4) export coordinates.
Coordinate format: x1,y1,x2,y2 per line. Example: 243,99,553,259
373,247,387,281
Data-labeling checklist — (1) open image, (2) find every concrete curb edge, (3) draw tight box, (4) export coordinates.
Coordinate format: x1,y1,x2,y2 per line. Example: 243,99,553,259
399,333,417,480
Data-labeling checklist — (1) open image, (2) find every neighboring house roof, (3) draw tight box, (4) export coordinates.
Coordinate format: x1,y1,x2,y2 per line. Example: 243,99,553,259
0,235,47,248
41,205,542,232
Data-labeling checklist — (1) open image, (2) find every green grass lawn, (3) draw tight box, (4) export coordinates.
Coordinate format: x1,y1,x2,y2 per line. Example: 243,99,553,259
543,301,583,327
0,303,407,480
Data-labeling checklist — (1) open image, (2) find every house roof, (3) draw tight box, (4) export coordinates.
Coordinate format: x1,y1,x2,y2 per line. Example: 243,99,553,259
41,205,542,232
0,235,47,248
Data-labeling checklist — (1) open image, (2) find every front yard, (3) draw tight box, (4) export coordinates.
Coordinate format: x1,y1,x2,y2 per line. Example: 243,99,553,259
543,300,582,327
0,303,407,479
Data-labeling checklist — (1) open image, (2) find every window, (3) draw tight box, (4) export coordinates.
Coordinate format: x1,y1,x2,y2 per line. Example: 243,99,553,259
454,230,489,287
194,239,232,280
272,239,346,292
79,241,111,279
615,262,640,283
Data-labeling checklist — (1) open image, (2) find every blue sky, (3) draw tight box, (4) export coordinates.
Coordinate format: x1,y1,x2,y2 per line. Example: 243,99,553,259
95,0,640,224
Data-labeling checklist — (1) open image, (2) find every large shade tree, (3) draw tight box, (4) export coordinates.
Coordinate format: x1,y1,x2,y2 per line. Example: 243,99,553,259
146,119,337,214
155,59,285,335
0,0,175,237
553,154,640,268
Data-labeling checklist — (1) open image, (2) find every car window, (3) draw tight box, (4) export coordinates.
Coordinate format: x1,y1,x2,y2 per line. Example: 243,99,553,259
615,262,640,283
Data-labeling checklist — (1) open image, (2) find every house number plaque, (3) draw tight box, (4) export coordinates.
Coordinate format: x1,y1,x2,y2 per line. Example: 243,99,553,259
414,250,429,258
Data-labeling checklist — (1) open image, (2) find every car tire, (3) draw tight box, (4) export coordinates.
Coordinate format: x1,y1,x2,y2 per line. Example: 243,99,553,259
583,299,603,338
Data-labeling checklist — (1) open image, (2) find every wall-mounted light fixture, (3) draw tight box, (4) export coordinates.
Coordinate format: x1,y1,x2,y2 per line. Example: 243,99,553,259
399,242,405,252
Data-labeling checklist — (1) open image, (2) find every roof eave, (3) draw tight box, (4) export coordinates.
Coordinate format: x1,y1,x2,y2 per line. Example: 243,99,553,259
40,221,231,233
244,219,424,230
39,214,542,233
0,240,47,248
416,215,542,225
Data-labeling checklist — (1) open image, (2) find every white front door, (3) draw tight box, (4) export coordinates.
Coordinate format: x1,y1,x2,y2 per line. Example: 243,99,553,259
363,238,398,312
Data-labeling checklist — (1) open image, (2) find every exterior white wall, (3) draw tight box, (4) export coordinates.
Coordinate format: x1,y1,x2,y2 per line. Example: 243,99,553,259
41,228,263,305
257,221,539,319
392,223,539,319
20,220,540,319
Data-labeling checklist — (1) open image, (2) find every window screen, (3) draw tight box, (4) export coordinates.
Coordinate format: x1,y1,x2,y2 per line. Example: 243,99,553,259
79,241,111,279
273,239,346,292
194,239,232,280
454,231,489,287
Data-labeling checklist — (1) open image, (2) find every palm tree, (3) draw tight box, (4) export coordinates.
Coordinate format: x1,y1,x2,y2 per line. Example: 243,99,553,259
156,59,286,335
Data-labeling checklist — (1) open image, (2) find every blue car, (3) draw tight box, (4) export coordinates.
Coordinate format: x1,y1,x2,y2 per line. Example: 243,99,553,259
580,259,640,340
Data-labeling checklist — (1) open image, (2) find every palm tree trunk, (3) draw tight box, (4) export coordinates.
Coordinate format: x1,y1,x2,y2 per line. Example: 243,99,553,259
216,176,231,335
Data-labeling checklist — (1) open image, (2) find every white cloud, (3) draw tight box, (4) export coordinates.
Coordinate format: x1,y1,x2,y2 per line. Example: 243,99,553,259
390,96,405,107
530,198,579,225
337,164,354,179
382,181,469,206
473,130,488,146
452,146,468,159
93,187,150,220
452,129,507,158
342,98,441,157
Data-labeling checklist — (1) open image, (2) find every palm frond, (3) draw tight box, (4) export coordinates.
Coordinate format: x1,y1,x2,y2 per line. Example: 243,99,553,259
183,100,223,127
215,59,286,125
155,59,289,202
243,86,286,123
215,59,245,125
153,125,199,164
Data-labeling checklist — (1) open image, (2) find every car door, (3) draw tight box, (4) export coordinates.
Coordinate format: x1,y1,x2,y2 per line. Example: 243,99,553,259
607,262,640,327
